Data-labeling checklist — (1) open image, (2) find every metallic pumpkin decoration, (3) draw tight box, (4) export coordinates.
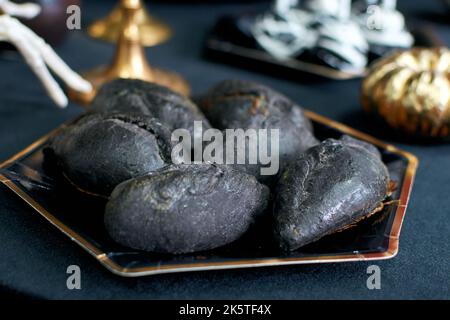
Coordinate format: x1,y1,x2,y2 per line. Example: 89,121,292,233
361,47,450,138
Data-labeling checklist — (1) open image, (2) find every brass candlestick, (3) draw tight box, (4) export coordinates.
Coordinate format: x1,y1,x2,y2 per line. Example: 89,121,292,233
68,0,190,105
87,0,171,46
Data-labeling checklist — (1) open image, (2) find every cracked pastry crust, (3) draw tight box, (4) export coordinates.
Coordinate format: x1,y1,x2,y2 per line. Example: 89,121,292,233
104,164,269,254
44,112,174,197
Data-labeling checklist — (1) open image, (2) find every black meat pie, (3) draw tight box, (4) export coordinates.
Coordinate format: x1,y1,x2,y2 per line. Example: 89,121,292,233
274,135,390,251
91,79,211,137
198,80,319,181
104,164,270,254
45,112,173,197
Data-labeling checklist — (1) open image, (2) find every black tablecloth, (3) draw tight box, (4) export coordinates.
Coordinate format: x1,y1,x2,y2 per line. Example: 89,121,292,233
0,0,449,299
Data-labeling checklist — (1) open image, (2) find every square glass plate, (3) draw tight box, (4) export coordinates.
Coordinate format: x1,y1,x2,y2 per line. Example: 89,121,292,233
0,111,417,277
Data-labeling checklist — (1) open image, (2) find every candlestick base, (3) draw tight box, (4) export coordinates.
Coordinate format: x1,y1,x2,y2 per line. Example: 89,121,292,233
87,0,171,47
69,0,190,106
67,65,190,106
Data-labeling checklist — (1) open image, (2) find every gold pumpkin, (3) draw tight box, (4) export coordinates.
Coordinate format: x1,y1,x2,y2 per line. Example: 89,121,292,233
361,47,450,138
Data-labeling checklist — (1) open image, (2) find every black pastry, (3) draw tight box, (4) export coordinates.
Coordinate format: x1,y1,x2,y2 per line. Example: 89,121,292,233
274,135,390,251
90,79,211,137
104,164,270,254
45,112,173,197
198,80,318,182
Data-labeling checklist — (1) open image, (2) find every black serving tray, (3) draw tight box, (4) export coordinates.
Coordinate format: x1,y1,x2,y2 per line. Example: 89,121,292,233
0,111,417,277
205,14,445,81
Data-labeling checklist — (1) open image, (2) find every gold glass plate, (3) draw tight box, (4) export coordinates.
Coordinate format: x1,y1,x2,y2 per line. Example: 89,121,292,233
0,111,418,277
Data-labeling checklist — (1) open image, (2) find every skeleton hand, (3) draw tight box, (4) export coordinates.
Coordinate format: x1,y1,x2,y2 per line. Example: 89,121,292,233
0,3,92,108
0,0,41,19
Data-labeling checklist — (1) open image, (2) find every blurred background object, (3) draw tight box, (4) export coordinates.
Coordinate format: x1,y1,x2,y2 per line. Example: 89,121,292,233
205,0,443,81
443,0,450,10
0,0,91,108
87,0,171,47
19,0,81,45
353,0,414,59
67,0,190,105
361,47,450,139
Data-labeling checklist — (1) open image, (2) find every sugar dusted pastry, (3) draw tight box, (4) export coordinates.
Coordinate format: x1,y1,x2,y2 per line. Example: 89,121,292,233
251,0,317,59
354,0,413,56
301,0,369,73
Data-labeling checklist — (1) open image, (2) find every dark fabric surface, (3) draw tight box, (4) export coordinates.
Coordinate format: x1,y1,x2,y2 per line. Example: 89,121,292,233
0,0,449,299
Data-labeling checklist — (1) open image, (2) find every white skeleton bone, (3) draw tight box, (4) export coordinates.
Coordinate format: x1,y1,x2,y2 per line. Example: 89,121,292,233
252,0,317,59
0,1,92,107
0,0,40,19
